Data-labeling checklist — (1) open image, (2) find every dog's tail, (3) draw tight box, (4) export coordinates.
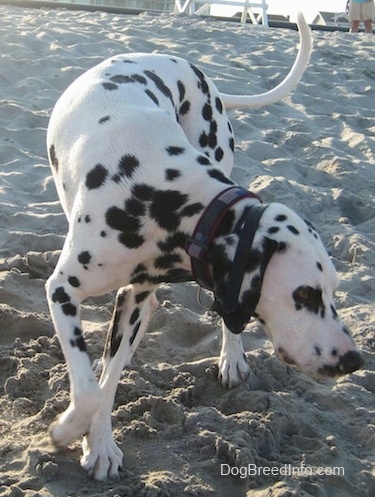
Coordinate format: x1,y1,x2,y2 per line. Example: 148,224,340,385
220,11,312,110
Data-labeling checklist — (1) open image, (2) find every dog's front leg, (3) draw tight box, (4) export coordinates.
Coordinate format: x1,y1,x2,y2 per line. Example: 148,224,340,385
218,321,250,389
46,271,101,447
80,285,158,480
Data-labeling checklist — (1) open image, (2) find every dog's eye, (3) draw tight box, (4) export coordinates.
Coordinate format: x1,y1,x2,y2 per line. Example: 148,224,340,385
294,286,312,300
293,286,324,316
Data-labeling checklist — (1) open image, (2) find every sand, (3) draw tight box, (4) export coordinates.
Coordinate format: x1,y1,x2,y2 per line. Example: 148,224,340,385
0,4,374,497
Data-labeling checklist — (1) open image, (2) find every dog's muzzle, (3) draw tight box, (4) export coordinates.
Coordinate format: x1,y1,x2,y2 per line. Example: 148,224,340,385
318,350,364,377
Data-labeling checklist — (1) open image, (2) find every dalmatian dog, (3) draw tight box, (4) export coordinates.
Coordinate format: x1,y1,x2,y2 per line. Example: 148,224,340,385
46,13,363,481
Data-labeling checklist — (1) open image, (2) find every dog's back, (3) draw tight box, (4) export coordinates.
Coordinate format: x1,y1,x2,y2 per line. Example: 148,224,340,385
47,53,236,218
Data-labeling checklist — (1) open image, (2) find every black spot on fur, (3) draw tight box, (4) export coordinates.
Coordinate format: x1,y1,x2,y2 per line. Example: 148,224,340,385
135,291,150,304
70,327,86,351
100,230,107,237
154,253,182,270
166,146,185,156
208,121,218,149
109,335,122,358
49,145,59,171
277,242,288,253
145,89,159,106
316,262,323,272
199,132,209,148
208,169,234,185
130,321,141,345
177,81,191,115
190,64,210,94
105,206,144,248
165,169,181,181
144,70,173,104
229,137,235,152
99,115,110,124
52,287,70,304
102,82,118,91
130,268,190,285
110,74,146,85
85,215,91,223
68,276,80,288
158,232,187,252
315,346,322,356
51,287,77,317
202,103,213,121
275,214,287,222
78,251,92,267
287,225,300,235
197,155,211,166
86,164,108,190
129,308,140,325
268,226,280,234
131,74,147,84
215,147,224,162
179,100,190,115
132,263,147,277
150,190,188,231
180,202,204,217
63,303,77,317
125,197,145,217
130,273,152,285
215,97,223,113
112,155,140,182
132,183,154,202
177,80,186,102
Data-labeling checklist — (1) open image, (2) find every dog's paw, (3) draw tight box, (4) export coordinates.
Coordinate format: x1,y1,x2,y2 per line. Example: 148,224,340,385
218,352,250,389
81,433,123,481
50,409,92,448
50,393,100,447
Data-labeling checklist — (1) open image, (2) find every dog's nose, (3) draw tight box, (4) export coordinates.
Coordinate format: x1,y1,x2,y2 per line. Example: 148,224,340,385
338,350,364,374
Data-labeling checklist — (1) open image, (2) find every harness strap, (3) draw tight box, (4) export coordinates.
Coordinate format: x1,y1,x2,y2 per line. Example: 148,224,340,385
221,203,270,313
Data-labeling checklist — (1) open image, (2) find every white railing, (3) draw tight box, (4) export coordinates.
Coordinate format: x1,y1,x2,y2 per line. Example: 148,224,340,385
174,0,268,25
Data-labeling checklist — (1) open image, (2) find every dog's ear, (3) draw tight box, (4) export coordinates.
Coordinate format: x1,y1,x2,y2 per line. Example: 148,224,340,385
208,237,277,334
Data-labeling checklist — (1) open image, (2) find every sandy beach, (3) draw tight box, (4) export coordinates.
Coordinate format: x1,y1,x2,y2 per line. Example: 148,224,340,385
0,4,374,496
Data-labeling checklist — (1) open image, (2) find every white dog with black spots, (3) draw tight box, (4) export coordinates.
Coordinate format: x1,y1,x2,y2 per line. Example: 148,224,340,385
45,13,363,481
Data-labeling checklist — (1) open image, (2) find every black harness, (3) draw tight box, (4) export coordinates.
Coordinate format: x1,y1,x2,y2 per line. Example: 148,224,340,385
185,186,272,315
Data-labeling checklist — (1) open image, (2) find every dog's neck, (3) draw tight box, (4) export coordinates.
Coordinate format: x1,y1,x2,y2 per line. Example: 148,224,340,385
185,186,263,291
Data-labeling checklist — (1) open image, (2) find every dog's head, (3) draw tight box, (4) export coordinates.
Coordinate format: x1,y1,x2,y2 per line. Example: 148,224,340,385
209,202,363,379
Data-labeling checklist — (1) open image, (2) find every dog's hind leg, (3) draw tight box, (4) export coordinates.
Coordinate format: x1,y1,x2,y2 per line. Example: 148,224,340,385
80,285,158,481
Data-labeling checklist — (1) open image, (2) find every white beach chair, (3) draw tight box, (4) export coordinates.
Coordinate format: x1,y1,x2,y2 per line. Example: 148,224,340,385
174,0,269,26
